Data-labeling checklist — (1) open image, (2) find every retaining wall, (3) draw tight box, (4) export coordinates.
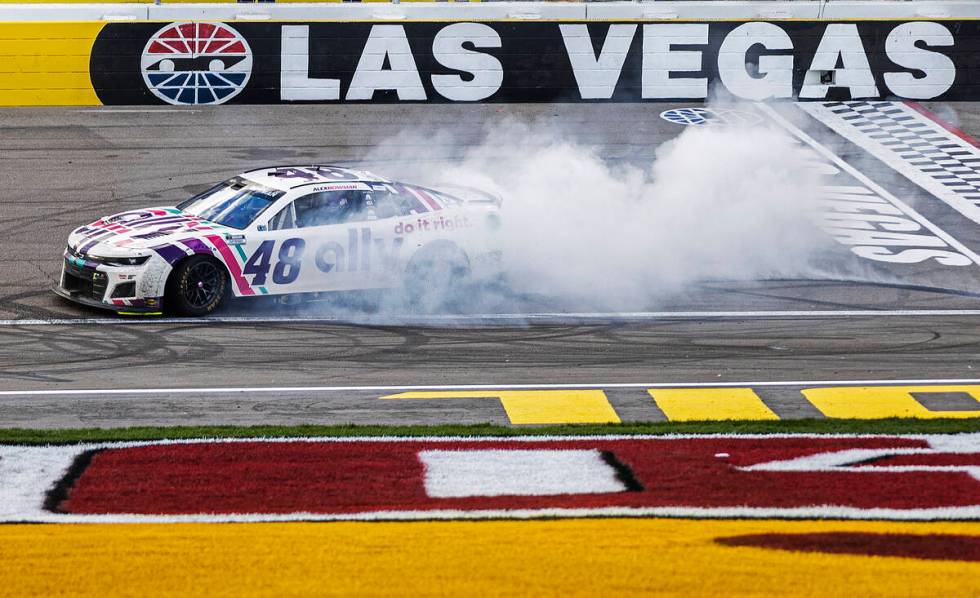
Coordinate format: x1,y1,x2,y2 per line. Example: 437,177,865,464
2,1,980,106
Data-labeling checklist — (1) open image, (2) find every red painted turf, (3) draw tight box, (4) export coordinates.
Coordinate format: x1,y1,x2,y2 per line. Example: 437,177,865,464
716,532,980,562
58,438,980,515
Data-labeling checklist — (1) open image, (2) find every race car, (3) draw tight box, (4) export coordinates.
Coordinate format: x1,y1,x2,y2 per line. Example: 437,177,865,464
56,165,502,316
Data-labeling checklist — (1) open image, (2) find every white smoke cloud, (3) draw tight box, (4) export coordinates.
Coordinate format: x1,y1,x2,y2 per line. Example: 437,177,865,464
381,114,829,311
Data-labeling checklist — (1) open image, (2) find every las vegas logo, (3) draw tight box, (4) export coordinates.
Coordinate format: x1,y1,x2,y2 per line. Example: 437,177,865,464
141,22,252,106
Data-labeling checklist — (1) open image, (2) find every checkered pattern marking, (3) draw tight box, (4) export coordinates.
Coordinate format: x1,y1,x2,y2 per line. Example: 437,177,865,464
798,101,980,226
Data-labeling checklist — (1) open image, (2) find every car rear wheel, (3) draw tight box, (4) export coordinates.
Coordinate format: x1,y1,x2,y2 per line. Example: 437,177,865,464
404,243,470,312
165,255,228,316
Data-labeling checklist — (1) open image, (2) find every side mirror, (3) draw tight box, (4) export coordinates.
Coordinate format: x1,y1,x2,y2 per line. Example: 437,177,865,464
257,224,268,231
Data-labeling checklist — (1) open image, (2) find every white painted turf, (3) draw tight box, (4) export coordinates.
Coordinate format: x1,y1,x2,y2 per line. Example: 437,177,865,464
420,449,627,498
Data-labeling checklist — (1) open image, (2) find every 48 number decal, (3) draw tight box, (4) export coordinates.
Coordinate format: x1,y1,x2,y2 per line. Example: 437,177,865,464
243,238,306,285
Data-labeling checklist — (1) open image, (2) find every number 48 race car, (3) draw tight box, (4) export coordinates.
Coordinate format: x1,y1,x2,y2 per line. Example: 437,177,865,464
56,166,502,316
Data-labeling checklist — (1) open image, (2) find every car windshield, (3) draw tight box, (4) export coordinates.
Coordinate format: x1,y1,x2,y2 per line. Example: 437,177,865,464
177,178,283,230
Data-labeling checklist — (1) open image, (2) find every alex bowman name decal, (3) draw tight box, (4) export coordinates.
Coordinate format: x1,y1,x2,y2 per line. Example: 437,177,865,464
91,20,975,105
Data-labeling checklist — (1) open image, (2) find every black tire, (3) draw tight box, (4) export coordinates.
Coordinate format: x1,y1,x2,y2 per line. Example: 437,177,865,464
404,243,470,312
165,255,228,316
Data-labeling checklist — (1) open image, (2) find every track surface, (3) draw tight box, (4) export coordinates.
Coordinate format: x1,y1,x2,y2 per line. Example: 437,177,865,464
1,102,980,427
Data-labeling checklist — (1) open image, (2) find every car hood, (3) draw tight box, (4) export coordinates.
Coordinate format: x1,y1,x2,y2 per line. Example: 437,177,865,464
67,207,230,256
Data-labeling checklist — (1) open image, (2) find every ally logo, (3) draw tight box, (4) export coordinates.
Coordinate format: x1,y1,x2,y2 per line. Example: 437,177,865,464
141,22,252,106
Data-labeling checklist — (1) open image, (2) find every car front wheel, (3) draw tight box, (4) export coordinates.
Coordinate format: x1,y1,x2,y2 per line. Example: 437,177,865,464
165,255,228,316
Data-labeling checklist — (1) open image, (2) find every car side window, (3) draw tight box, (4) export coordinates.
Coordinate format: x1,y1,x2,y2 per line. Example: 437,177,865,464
267,189,416,230
372,190,416,219
269,191,359,229
267,192,348,230
267,201,296,231
296,192,353,228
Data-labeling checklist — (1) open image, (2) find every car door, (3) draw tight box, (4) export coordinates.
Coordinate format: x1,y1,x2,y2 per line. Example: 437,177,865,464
243,188,361,294
239,185,419,295
299,185,411,291
235,194,315,296
351,185,415,288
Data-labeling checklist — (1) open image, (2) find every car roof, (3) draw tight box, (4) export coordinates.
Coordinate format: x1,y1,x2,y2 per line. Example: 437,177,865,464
240,165,390,191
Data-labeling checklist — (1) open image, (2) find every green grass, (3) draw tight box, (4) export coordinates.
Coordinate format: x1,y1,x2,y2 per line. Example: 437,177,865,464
0,418,978,444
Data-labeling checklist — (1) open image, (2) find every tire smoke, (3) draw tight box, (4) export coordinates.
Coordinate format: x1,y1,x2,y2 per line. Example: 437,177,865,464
393,117,828,311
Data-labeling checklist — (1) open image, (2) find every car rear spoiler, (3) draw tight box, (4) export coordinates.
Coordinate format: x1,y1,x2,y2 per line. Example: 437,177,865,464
424,183,503,208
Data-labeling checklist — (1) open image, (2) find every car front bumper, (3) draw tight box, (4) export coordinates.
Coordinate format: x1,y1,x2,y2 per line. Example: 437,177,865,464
55,252,166,313
52,285,163,314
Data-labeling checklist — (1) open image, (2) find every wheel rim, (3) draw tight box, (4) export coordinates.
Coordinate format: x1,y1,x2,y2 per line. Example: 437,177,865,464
183,261,221,308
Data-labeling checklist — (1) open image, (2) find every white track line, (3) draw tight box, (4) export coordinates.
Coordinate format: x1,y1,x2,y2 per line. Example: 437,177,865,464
3,309,980,327
71,109,200,114
3,378,980,396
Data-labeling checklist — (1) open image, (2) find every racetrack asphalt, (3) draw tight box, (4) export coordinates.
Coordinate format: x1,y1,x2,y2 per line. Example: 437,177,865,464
1,102,979,427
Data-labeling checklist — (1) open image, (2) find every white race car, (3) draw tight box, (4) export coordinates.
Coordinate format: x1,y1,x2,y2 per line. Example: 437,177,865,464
57,165,502,315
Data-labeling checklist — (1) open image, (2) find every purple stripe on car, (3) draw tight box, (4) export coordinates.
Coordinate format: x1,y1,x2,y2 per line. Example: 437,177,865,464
81,228,111,243
179,238,212,255
79,238,101,255
393,183,430,214
151,243,190,265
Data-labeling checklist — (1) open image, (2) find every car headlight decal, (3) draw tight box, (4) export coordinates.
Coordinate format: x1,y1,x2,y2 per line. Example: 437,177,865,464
99,255,151,267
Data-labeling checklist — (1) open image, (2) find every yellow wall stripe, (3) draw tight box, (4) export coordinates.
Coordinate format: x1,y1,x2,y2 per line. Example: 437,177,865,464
648,387,780,421
0,0,143,3
382,390,621,424
152,0,245,3
0,22,102,106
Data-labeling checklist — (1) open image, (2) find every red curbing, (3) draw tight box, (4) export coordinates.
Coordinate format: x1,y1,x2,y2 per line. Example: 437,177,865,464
905,100,980,149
